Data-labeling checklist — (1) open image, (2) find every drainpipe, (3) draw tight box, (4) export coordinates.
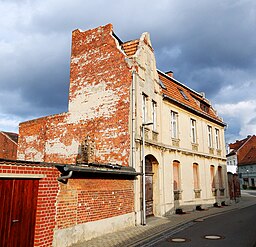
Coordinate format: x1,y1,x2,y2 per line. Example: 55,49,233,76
131,70,136,169
57,170,73,183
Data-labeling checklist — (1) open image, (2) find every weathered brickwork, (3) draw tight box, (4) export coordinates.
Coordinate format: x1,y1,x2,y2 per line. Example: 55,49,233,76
18,24,132,166
0,160,135,246
56,179,134,229
0,132,18,160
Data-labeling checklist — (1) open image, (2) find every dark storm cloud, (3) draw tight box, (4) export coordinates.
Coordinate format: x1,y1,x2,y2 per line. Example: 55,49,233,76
0,0,255,141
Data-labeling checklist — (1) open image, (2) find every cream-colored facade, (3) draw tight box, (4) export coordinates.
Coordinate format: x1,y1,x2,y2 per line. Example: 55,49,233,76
129,32,228,223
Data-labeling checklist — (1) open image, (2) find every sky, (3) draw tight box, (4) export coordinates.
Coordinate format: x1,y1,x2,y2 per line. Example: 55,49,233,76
0,0,255,144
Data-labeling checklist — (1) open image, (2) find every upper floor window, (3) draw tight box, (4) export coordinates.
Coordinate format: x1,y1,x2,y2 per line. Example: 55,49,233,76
178,88,189,100
191,119,197,143
152,100,157,131
142,94,148,124
215,128,220,149
207,125,213,148
171,111,178,139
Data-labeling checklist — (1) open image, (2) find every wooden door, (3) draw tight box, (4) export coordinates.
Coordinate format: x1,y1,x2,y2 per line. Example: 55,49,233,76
145,174,153,216
145,158,154,216
0,179,39,247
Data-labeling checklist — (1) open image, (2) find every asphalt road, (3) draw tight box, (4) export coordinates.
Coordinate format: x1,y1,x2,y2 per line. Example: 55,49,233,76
144,204,256,247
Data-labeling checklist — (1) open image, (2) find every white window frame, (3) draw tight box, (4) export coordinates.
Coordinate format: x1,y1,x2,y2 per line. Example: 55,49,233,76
142,94,147,124
207,125,213,148
191,119,197,143
152,100,157,131
171,111,178,139
215,128,220,149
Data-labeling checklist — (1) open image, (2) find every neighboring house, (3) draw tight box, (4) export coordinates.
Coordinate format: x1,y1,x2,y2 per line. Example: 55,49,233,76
227,135,256,188
13,24,229,246
0,131,18,159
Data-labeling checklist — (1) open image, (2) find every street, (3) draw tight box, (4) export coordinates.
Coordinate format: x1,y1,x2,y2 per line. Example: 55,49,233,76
144,203,256,247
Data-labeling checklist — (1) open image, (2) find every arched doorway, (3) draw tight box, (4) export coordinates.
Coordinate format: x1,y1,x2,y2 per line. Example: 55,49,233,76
145,154,159,216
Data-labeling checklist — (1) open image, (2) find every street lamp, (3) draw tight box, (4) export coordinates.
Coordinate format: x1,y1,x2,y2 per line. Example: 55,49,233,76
246,169,249,188
142,122,153,226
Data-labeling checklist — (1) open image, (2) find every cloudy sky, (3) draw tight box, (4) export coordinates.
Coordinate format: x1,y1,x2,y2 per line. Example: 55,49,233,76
0,0,255,144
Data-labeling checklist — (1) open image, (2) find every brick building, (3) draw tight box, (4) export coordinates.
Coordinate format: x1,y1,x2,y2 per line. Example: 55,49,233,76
13,24,229,245
0,131,18,159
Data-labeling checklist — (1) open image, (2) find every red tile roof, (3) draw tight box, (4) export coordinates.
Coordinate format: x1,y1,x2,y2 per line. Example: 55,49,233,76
121,40,139,57
229,136,251,151
239,147,256,165
158,71,224,125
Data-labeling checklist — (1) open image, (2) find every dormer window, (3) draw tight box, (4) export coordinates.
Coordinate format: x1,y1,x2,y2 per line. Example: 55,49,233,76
200,102,209,113
178,89,189,100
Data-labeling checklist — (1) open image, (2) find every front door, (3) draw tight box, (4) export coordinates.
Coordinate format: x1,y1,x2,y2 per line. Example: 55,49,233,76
0,179,39,247
145,174,153,216
145,158,154,216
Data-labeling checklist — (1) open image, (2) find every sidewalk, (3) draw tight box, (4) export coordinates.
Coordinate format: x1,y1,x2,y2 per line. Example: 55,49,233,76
72,194,256,247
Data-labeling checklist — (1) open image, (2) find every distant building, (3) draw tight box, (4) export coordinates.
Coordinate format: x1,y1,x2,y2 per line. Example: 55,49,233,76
15,24,229,246
0,131,18,159
227,135,256,188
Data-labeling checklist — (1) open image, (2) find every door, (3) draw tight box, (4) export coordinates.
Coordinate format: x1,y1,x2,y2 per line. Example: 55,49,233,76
0,179,39,247
145,158,154,216
145,174,153,216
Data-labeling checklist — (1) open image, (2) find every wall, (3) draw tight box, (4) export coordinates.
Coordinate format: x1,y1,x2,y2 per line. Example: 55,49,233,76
0,132,18,160
18,24,132,166
0,160,135,247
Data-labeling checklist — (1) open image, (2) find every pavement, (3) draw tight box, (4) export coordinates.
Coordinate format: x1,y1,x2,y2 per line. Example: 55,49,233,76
72,191,256,247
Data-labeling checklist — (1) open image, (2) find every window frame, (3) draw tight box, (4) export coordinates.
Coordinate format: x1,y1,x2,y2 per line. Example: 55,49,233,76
171,111,178,139
207,125,213,148
190,119,197,143
152,100,157,131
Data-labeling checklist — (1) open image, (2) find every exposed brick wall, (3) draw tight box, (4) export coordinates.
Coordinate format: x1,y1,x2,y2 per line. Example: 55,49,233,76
56,178,134,229
0,132,17,160
18,24,132,167
0,160,135,246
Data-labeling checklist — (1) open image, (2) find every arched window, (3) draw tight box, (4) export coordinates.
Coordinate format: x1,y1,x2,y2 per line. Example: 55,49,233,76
193,163,200,190
173,160,180,191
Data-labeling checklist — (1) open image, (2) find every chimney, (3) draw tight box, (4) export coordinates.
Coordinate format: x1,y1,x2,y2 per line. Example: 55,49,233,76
165,70,174,78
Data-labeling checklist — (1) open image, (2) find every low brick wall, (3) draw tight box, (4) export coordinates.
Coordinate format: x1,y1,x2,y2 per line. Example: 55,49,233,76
0,160,135,246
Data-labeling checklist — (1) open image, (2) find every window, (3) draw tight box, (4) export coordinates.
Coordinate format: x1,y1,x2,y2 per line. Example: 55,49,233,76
173,161,180,191
200,102,209,113
218,166,223,188
215,128,220,149
178,88,189,100
191,119,197,143
207,126,213,147
152,100,157,131
193,163,200,190
142,94,147,123
171,111,178,139
210,165,215,188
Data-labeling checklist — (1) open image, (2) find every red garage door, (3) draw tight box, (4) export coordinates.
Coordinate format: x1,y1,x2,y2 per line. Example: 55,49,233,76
0,179,39,247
